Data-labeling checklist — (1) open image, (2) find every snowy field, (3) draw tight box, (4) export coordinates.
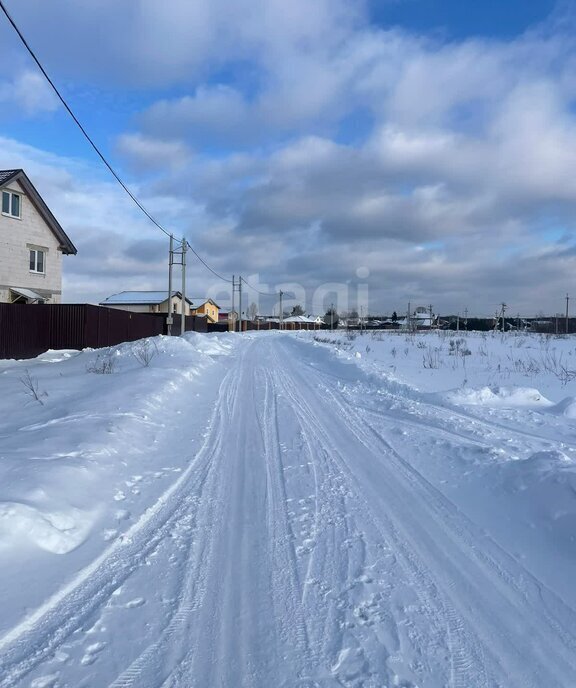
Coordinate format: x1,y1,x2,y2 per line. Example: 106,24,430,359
1,330,576,687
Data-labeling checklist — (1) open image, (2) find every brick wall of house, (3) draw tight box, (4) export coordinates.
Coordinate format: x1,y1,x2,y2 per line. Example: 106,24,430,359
0,180,63,303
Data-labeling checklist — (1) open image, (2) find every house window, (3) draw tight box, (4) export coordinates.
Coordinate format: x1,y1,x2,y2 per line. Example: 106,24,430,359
2,190,21,218
29,249,45,274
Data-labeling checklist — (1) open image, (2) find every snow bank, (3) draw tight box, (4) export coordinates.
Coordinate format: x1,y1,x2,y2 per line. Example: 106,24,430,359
549,396,576,418
295,329,576,606
0,333,238,634
443,385,553,408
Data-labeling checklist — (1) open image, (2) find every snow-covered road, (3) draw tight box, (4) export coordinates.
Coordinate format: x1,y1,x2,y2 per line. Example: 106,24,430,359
3,334,576,687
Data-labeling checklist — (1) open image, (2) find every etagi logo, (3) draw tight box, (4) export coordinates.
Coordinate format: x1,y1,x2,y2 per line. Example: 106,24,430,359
206,268,371,319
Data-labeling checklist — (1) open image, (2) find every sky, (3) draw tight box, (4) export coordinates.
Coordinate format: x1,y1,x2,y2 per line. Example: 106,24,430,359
0,0,575,317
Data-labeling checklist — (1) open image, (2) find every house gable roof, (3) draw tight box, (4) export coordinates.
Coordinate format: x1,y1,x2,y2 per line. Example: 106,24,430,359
0,169,77,255
100,290,193,306
190,298,220,309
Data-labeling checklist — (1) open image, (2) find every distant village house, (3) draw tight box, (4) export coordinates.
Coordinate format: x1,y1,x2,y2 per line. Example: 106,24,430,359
189,298,220,323
100,290,192,315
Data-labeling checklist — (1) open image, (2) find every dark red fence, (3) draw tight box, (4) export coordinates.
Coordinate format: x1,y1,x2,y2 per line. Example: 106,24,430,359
0,304,207,360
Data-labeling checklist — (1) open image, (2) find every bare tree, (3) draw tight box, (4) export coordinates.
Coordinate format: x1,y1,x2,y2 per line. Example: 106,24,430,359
248,302,258,321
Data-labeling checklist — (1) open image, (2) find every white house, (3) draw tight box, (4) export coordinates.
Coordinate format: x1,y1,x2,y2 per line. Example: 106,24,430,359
0,169,77,304
282,314,323,329
100,290,193,315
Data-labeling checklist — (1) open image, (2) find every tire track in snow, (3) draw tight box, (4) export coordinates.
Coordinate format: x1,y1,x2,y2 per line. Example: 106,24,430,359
280,336,576,686
0,348,246,688
8,335,576,687
132,344,286,688
271,345,468,686
0,381,231,688
108,351,250,688
257,367,314,678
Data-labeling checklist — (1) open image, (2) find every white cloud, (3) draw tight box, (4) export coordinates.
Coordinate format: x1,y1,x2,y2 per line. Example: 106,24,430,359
4,0,364,87
0,70,59,116
3,2,576,313
116,133,192,171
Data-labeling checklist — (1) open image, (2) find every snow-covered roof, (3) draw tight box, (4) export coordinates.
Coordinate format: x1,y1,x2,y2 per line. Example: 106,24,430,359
100,291,192,306
283,315,320,323
397,315,434,327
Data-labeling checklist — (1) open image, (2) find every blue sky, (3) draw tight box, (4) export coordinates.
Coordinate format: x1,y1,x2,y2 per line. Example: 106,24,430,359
1,0,575,316
370,0,558,40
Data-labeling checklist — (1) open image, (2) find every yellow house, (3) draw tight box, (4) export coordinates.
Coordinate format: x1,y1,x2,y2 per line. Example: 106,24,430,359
190,298,220,323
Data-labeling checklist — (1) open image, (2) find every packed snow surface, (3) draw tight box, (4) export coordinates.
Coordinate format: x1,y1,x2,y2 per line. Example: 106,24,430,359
1,330,576,687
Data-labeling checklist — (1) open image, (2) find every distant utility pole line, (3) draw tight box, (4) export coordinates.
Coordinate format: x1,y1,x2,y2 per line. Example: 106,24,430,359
566,293,570,334
279,291,284,330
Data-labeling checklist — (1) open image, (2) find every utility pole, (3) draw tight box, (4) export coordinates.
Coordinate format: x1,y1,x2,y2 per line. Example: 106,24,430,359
566,293,570,334
231,276,242,332
279,290,284,330
231,275,235,332
456,313,460,332
238,276,243,333
180,238,187,335
407,301,411,332
500,302,507,333
429,304,433,330
167,234,174,336
228,275,236,328
463,307,468,331
168,236,186,336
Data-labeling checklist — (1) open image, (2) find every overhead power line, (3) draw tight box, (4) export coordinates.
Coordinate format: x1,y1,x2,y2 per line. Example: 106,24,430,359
185,241,232,283
240,276,278,297
0,0,170,239
0,0,231,284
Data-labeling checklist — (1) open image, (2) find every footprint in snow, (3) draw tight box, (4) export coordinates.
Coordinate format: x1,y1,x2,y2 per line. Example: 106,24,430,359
30,676,59,688
125,597,146,609
125,475,144,488
80,641,106,666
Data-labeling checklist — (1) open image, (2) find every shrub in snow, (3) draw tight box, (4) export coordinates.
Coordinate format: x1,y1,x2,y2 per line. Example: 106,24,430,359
132,339,158,367
86,350,116,374
19,369,47,405
422,346,441,369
